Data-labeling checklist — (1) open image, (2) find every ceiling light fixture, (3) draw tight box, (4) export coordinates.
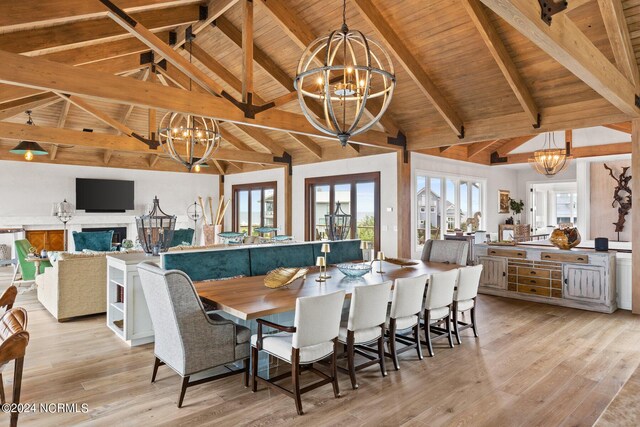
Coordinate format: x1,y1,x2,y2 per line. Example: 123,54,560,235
10,110,48,161
529,132,571,177
294,0,395,147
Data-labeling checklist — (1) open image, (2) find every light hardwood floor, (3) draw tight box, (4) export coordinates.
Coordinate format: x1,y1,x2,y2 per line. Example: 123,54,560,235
1,266,639,426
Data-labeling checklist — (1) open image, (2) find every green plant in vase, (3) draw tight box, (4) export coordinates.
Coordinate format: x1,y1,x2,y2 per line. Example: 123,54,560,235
509,198,525,224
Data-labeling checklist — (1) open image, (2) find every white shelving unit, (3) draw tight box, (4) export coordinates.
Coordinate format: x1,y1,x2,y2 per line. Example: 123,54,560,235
106,253,159,346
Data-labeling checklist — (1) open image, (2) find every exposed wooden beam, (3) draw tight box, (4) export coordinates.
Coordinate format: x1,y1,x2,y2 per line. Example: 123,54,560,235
504,142,632,164
57,100,71,128
467,139,500,158
61,94,136,136
0,93,62,121
352,0,464,137
148,154,160,168
597,0,640,89
288,134,322,160
397,152,412,257
565,129,573,152
168,0,239,50
439,146,455,153
632,119,640,314
496,135,536,157
235,125,285,156
0,49,396,149
242,0,254,103
219,127,255,151
461,0,539,127
0,122,281,165
480,0,640,117
211,159,226,175
104,149,113,165
602,122,632,133
49,145,59,161
0,4,201,56
190,42,248,99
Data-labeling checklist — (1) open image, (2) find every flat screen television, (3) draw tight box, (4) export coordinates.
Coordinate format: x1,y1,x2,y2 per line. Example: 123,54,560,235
76,178,134,213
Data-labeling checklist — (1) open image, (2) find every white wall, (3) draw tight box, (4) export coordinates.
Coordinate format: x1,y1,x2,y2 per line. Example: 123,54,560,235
0,160,218,250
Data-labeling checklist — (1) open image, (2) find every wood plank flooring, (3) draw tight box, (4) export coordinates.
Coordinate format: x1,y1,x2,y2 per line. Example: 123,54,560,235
1,266,639,426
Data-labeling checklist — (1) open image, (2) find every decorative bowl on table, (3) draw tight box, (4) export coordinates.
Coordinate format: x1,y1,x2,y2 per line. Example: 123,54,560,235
384,257,419,267
264,267,308,289
337,262,372,278
549,226,581,250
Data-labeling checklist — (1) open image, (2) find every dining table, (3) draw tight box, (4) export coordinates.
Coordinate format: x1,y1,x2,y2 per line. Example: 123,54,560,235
194,260,459,321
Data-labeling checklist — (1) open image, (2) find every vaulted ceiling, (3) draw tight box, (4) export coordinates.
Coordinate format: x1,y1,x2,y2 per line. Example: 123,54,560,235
0,0,637,173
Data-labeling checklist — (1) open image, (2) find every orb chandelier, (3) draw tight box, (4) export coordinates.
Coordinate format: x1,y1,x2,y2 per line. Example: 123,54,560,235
529,132,572,177
294,0,395,147
10,110,48,161
157,32,221,172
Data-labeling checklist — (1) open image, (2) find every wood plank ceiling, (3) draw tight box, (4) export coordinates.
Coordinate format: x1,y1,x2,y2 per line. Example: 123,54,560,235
0,0,637,174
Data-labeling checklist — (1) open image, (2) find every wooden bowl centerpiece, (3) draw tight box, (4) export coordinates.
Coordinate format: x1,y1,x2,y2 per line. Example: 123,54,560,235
549,226,581,250
264,267,308,289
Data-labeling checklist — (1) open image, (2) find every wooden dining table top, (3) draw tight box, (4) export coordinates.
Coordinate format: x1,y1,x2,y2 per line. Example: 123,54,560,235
194,260,458,320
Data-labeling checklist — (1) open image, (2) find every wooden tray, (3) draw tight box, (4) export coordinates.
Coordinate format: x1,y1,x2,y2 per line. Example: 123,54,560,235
264,267,308,289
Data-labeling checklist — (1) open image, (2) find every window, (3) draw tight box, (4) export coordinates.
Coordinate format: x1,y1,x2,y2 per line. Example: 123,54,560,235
529,182,578,231
305,173,380,250
415,173,485,247
232,182,277,236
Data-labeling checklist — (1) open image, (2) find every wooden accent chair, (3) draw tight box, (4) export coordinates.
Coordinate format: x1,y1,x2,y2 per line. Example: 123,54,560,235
137,262,250,408
421,239,468,266
338,281,392,389
453,265,483,344
0,307,29,427
0,286,18,312
385,274,428,370
251,291,345,415
422,269,459,357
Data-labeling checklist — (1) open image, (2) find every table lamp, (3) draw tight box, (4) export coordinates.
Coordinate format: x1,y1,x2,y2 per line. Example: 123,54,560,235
320,243,331,278
316,256,327,282
52,199,74,251
375,251,385,274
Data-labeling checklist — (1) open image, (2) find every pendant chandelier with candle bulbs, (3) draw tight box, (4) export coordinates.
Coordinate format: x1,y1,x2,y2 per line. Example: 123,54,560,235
294,0,396,147
157,28,221,172
529,132,572,177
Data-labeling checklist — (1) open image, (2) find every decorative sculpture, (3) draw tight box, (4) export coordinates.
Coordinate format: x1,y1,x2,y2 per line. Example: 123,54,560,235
603,164,632,235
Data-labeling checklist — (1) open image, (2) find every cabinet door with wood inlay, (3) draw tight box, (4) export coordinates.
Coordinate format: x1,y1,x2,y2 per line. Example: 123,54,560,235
478,256,507,289
563,265,606,304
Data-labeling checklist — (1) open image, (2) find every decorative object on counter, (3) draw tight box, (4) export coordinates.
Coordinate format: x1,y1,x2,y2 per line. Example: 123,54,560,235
200,195,229,245
374,251,385,274
337,262,371,278
121,239,134,250
9,110,48,161
187,201,204,245
273,235,293,242
136,196,176,255
384,257,419,267
529,131,571,177
498,189,510,214
360,240,373,262
218,231,244,245
603,164,631,240
508,198,525,224
549,225,581,250
255,227,278,239
595,237,609,252
467,211,482,232
294,0,395,147
52,199,74,251
264,267,308,289
27,246,37,257
40,249,47,258
325,202,352,240
505,216,514,225
454,228,463,237
315,256,328,282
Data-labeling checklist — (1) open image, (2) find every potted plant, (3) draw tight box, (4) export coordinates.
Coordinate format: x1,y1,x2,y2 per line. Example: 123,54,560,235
509,198,525,224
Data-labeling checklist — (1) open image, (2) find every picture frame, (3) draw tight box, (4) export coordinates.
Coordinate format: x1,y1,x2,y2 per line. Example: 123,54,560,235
498,189,510,214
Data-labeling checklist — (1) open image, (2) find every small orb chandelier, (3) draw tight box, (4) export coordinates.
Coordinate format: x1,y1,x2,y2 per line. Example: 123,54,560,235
157,32,221,172
9,110,48,161
294,0,395,147
529,132,572,177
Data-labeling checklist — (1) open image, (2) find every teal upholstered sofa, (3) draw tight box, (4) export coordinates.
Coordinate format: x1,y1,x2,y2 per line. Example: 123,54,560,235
170,228,195,247
161,240,362,281
72,230,114,251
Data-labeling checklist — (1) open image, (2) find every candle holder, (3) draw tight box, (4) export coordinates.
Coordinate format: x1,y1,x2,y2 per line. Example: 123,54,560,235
315,256,327,282
320,243,331,278
375,251,385,274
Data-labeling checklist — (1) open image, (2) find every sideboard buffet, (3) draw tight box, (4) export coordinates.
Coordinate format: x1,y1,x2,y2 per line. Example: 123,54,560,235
475,243,616,313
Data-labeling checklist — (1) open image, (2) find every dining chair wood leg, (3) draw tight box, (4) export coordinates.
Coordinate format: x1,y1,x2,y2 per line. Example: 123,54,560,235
388,320,400,371
346,331,358,389
177,376,190,408
291,349,304,415
452,305,462,345
10,357,24,427
445,312,454,348
471,300,479,337
0,373,5,404
424,311,434,357
251,346,258,392
377,335,387,376
331,339,340,398
242,358,249,387
413,324,423,360
151,357,162,383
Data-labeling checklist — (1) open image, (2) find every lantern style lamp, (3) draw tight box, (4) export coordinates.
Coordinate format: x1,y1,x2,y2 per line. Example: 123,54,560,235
316,256,327,282
325,202,352,241
52,199,74,251
136,196,176,255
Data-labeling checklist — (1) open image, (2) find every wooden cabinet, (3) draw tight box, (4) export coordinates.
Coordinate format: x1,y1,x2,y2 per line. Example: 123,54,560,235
563,264,607,304
477,256,507,289
25,230,65,252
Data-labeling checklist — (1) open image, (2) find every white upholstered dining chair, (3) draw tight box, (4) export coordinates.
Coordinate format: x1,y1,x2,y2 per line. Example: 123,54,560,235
251,290,345,415
137,262,251,408
422,269,459,357
338,281,392,389
386,274,428,371
453,265,483,344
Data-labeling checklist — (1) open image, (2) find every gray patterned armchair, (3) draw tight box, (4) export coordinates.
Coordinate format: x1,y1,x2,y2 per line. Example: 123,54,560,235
421,239,469,266
137,262,250,408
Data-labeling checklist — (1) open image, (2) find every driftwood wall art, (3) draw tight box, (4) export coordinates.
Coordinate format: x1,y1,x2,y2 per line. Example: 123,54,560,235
604,163,632,233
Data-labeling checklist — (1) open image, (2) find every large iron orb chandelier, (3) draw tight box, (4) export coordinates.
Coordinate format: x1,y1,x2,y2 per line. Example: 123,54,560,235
294,0,395,147
529,132,572,177
158,113,221,172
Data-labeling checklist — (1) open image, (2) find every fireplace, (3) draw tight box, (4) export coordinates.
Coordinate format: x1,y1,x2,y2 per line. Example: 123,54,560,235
82,227,127,246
